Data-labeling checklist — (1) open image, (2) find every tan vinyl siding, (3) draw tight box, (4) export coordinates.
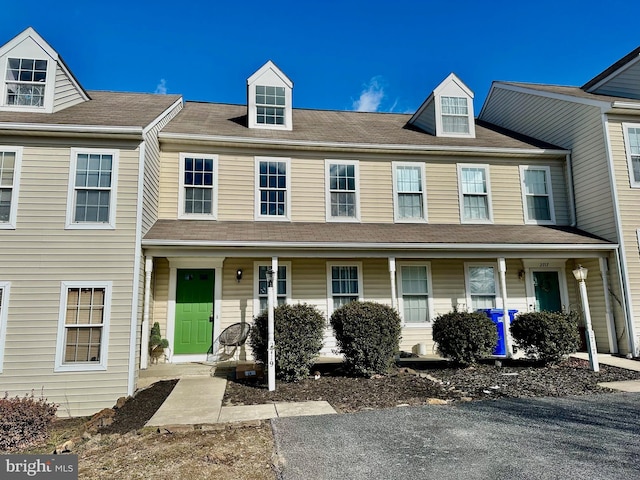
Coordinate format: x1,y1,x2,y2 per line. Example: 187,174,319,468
151,258,170,335
412,100,436,135
360,161,393,222
291,159,324,222
0,140,141,417
218,155,254,220
571,259,610,352
426,162,460,223
481,87,616,240
158,150,179,219
52,64,86,112
592,62,640,100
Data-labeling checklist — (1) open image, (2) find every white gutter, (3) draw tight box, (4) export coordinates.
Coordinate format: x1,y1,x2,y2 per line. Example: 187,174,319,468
612,101,640,111
0,123,143,135
602,113,637,356
158,131,568,156
142,239,617,251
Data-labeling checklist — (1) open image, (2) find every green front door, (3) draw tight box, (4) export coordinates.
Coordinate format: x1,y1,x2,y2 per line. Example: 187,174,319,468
533,271,562,312
174,269,214,354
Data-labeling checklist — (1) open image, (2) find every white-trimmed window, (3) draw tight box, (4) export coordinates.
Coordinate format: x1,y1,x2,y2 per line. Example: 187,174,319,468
458,164,492,223
326,160,360,221
254,262,291,314
441,96,470,134
256,85,286,126
398,264,432,324
327,263,362,314
179,153,218,219
0,282,9,373
520,166,555,224
0,146,22,229
55,282,111,372
624,125,640,187
5,58,47,107
465,264,500,311
66,149,118,229
393,162,427,222
255,157,290,220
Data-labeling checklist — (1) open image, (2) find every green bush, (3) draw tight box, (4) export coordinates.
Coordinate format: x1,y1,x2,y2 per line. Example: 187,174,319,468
330,301,401,377
432,310,498,365
149,322,169,350
0,391,58,452
510,311,580,365
249,303,326,382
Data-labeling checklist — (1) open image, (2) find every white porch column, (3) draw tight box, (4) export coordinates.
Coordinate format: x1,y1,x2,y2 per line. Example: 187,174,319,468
267,256,278,391
497,258,513,357
388,257,397,310
140,256,153,369
599,257,618,354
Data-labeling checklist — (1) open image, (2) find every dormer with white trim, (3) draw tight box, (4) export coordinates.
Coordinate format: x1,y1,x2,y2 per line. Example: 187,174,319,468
247,60,293,131
409,73,476,138
0,27,89,114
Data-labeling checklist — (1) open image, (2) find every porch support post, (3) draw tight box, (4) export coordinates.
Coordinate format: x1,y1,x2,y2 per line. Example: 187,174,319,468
388,257,397,310
497,258,513,357
140,256,153,370
268,256,278,391
599,257,618,354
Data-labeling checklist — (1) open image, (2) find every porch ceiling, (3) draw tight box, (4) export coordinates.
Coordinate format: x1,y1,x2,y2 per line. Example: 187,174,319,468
143,220,615,252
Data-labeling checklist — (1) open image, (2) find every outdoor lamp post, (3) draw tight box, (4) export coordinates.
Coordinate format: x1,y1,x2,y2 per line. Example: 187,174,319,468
266,268,276,391
572,265,599,372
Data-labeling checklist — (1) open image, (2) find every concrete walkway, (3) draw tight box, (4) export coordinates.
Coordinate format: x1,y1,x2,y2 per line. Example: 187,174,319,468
571,352,640,392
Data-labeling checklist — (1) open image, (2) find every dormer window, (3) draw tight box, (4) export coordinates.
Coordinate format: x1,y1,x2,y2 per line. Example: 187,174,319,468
441,96,470,134
247,60,293,131
256,85,285,125
5,58,47,107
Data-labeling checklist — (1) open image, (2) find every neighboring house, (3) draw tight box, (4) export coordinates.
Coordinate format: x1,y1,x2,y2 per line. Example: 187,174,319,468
0,27,622,416
0,28,182,416
480,46,640,357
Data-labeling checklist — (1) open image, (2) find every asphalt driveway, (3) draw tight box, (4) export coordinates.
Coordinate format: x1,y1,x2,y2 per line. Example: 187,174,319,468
271,393,640,480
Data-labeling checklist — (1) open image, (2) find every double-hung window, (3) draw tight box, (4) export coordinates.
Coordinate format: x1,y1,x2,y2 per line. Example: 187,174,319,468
179,153,217,218
458,164,492,223
328,263,362,313
5,58,47,107
393,162,427,222
624,125,640,188
520,166,555,224
465,264,499,311
0,282,9,372
255,157,290,220
67,149,118,229
256,85,285,126
398,264,432,324
326,160,359,221
0,147,22,229
255,263,290,314
55,282,111,371
441,96,470,135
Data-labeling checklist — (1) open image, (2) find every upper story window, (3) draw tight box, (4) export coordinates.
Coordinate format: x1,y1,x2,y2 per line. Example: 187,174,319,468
0,147,22,229
624,125,640,188
327,263,362,314
255,157,290,220
458,164,493,223
520,166,555,224
179,153,218,219
5,58,47,107
398,263,433,324
66,149,118,229
254,263,290,314
256,86,285,125
393,162,427,222
441,96,470,134
465,264,500,311
326,160,360,222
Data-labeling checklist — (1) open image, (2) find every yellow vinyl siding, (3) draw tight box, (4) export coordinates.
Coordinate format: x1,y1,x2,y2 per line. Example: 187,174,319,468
360,161,393,222
158,150,179,219
218,155,254,220
426,162,460,224
291,159,325,222
52,64,85,112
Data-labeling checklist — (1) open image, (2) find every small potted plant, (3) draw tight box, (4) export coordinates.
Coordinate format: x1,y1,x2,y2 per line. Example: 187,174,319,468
149,322,169,363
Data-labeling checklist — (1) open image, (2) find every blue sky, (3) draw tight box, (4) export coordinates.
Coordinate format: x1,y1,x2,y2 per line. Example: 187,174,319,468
2,0,639,114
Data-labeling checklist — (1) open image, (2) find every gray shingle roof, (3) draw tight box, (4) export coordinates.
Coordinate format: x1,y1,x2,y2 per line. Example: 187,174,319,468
161,102,564,151
143,220,613,249
0,91,182,128
499,82,640,105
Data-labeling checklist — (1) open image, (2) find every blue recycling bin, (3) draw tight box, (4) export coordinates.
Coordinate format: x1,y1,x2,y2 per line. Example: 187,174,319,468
477,309,517,357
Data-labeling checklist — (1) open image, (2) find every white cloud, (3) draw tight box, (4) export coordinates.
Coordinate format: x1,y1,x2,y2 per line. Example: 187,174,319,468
352,76,385,112
154,78,167,95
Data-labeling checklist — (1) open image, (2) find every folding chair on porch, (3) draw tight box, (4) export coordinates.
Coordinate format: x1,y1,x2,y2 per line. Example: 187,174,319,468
209,322,251,362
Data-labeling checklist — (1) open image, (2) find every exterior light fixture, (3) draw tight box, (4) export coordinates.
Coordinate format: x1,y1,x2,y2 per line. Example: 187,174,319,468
572,265,599,372
236,269,243,282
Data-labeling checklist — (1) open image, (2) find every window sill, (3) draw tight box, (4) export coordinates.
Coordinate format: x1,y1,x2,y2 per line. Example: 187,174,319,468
54,363,107,373
65,222,116,230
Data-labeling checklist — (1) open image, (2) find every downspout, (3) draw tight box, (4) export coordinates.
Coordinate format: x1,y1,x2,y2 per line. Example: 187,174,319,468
388,257,397,310
497,258,513,357
602,114,637,356
565,153,577,226
599,257,618,353
140,256,153,369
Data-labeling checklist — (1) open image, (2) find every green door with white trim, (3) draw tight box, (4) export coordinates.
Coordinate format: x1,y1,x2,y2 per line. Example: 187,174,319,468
533,271,562,312
174,269,214,354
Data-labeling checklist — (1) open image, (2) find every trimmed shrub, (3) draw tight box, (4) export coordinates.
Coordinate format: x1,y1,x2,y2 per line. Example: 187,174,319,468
432,310,498,365
510,311,580,365
0,391,58,452
249,303,326,382
330,301,401,377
